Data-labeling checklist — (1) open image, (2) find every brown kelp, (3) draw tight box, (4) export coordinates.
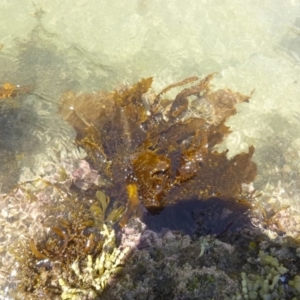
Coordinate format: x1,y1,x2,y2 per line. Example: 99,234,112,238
0,82,31,100
58,74,257,224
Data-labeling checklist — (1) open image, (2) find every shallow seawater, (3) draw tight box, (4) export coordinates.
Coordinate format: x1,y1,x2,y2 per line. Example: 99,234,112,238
1,0,300,299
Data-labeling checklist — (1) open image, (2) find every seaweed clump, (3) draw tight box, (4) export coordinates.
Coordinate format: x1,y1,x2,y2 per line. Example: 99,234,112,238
3,179,127,300
0,82,30,100
58,74,257,223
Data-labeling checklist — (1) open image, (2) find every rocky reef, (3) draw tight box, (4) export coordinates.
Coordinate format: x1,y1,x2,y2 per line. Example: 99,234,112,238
101,219,300,300
3,75,300,300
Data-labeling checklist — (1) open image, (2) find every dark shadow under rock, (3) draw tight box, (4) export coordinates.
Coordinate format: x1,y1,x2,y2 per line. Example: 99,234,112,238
142,197,253,236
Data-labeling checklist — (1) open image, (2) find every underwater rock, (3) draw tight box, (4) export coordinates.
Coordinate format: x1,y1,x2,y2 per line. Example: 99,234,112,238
101,225,300,300
58,74,257,223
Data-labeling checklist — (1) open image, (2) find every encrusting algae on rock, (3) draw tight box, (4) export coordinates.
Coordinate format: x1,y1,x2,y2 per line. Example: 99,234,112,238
98,222,300,300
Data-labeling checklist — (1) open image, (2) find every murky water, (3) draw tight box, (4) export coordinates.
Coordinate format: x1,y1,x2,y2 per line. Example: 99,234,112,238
1,1,300,298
